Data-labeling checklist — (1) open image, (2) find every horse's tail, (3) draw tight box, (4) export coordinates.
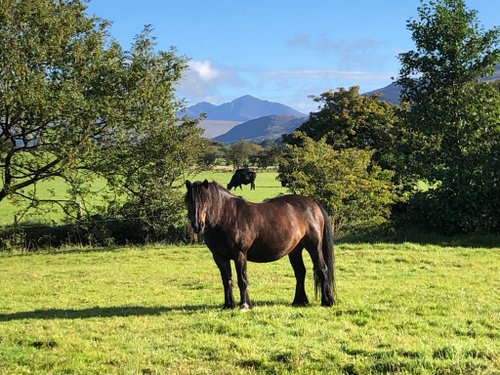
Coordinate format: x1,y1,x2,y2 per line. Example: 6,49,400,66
315,203,336,305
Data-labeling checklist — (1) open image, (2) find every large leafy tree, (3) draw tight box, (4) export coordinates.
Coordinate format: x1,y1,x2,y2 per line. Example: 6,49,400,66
284,86,399,169
0,1,204,222
396,0,500,233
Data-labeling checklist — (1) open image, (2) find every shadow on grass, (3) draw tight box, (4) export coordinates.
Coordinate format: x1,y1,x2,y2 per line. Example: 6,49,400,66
0,304,219,321
338,231,500,248
0,300,292,321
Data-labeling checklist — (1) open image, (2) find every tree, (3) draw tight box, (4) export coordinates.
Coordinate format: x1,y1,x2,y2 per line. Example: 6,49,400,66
277,132,397,234
397,0,500,181
250,143,282,169
396,0,500,233
198,140,225,170
0,1,204,224
224,140,263,169
284,86,399,169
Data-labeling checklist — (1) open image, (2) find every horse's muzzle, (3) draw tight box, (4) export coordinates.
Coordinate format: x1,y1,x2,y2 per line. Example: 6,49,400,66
192,220,205,234
192,211,207,234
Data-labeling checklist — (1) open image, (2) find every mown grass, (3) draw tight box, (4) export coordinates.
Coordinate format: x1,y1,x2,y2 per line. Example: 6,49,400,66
0,243,498,374
0,176,110,226
0,170,285,226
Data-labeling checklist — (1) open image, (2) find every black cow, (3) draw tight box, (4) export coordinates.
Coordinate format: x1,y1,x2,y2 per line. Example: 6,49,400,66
227,168,256,190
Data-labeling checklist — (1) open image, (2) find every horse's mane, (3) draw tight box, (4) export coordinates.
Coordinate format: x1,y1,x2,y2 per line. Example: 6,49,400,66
205,181,234,226
208,181,260,225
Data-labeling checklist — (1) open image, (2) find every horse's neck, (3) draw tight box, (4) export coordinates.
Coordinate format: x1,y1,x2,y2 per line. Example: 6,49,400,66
208,186,237,227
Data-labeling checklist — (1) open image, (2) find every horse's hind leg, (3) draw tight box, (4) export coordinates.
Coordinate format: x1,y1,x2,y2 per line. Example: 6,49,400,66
305,240,334,307
212,253,235,309
288,245,309,306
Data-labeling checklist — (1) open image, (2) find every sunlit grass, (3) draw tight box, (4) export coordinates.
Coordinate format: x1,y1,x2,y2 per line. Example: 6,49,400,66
0,243,498,374
0,176,110,226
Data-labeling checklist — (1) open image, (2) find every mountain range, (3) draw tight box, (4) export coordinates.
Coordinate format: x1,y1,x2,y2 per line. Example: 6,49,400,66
185,94,304,122
214,115,307,144
190,64,500,143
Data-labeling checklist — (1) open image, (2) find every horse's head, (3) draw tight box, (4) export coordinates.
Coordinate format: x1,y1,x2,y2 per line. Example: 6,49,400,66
185,179,211,234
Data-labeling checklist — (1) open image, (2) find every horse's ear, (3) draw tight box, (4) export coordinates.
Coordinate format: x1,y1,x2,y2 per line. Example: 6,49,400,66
185,180,192,190
202,179,209,189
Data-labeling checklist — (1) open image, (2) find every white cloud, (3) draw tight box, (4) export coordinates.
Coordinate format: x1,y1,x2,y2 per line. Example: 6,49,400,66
176,60,246,105
176,59,396,112
188,60,220,82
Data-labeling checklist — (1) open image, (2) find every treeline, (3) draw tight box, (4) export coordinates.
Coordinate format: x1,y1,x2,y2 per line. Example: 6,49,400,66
0,0,499,249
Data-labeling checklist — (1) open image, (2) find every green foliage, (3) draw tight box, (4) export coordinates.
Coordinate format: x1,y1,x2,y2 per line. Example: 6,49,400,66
249,142,282,169
396,0,500,233
0,243,499,373
277,133,397,234
0,1,205,232
198,140,226,170
404,178,500,234
284,86,399,169
223,140,263,169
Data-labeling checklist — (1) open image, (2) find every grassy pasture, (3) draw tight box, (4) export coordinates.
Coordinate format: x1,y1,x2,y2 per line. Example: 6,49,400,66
0,177,110,226
0,170,287,226
0,243,498,374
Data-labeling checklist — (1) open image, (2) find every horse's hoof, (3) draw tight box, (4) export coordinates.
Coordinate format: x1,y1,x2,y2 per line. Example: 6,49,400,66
239,303,251,312
321,299,334,307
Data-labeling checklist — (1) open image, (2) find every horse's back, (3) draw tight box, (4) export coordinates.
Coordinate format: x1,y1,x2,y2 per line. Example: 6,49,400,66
273,195,326,235
262,194,321,217
243,195,325,261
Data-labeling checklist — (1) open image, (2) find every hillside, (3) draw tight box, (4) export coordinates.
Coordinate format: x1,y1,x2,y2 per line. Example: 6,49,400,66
214,115,307,144
185,95,305,122
364,82,401,104
366,63,500,104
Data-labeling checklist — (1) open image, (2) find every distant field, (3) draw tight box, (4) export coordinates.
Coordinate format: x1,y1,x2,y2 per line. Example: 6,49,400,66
0,243,498,374
191,169,287,203
0,170,286,226
198,119,240,138
0,177,110,226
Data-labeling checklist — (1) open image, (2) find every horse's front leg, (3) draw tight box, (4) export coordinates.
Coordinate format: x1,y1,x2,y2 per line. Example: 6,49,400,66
212,253,235,309
235,251,252,310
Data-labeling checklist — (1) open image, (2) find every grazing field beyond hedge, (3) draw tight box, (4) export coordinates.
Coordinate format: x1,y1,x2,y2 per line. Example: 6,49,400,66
0,243,498,374
0,170,286,226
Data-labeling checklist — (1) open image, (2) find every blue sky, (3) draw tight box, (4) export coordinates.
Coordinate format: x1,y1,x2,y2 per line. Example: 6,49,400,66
86,0,499,113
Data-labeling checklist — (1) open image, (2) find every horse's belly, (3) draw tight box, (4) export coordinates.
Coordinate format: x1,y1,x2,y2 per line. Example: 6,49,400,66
246,237,298,263
246,248,284,263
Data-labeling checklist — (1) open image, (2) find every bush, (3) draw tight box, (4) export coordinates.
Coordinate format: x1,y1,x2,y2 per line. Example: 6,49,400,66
402,177,500,235
277,133,398,235
109,187,187,243
0,217,190,251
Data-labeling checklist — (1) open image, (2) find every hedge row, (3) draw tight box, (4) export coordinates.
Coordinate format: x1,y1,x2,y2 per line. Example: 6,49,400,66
0,219,198,251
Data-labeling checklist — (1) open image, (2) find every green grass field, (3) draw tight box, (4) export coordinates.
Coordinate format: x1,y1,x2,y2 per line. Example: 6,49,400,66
0,170,287,226
1,243,498,374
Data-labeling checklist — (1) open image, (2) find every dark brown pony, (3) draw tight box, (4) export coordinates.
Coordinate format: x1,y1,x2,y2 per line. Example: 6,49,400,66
185,180,336,310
